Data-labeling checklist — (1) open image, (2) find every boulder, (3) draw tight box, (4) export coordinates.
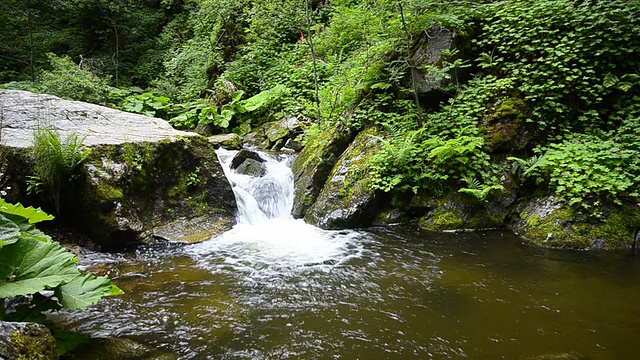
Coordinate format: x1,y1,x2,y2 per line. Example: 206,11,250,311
304,128,381,229
291,123,355,219
510,197,640,250
0,321,57,360
283,138,303,152
0,90,237,249
208,133,242,150
241,130,269,149
230,149,265,170
235,158,267,177
261,115,304,150
408,26,471,96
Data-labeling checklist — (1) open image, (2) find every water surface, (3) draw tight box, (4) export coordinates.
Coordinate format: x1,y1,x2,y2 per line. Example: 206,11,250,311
52,150,640,359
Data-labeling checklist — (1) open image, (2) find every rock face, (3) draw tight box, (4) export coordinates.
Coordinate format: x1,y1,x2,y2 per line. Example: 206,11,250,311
304,128,382,229
408,26,471,96
510,198,640,249
0,90,237,249
291,123,355,219
0,321,57,360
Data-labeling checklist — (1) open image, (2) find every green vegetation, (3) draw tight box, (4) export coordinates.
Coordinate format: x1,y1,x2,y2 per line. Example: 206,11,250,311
1,0,639,226
28,128,91,214
0,199,121,350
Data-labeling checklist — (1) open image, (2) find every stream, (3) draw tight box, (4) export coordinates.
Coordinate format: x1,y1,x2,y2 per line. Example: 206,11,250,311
52,149,640,359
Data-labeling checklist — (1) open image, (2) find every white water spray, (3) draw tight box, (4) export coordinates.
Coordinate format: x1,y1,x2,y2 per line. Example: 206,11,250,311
187,148,365,272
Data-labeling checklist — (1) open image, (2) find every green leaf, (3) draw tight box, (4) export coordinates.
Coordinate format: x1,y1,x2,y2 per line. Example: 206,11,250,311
56,274,123,310
0,199,54,224
0,237,80,298
0,213,20,247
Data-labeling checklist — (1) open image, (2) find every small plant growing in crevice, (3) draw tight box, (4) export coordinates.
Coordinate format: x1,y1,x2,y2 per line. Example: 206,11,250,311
28,127,91,214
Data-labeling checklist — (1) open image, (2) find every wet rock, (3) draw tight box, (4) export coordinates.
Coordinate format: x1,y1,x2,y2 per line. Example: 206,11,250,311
235,158,267,177
0,90,237,249
0,321,57,360
304,128,382,229
208,133,242,150
412,157,518,231
230,149,266,170
510,197,640,250
262,115,304,150
283,138,303,152
417,191,510,232
68,337,178,360
291,123,355,219
241,130,269,149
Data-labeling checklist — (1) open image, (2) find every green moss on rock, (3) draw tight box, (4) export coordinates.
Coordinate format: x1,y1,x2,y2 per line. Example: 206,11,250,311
0,322,57,360
291,123,355,219
513,198,640,249
304,127,381,229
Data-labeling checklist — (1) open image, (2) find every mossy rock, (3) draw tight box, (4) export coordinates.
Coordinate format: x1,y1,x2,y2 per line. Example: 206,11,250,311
66,337,177,360
72,137,236,249
0,321,57,360
291,123,355,219
208,133,242,150
304,127,381,229
511,197,640,249
418,191,511,232
480,97,532,153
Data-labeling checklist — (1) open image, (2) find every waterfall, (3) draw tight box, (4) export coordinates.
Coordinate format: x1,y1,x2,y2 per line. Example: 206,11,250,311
215,148,295,224
185,148,365,272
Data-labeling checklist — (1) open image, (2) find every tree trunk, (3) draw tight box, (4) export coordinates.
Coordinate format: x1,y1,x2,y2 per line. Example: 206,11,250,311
305,0,321,122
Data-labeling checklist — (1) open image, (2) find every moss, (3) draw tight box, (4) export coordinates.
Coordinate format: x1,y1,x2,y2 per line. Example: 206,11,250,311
519,202,640,249
7,325,57,360
481,97,528,153
95,183,124,202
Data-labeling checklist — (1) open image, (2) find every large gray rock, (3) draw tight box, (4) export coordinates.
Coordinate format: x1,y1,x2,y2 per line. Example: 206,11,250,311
0,90,193,149
0,321,57,360
407,26,471,100
304,128,381,229
291,123,355,219
0,90,237,249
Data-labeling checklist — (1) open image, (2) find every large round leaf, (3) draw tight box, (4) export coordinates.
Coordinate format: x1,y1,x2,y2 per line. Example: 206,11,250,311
56,274,123,310
0,237,80,298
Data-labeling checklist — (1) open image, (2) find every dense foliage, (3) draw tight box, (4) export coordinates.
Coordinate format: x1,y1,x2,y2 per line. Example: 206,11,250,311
1,0,639,213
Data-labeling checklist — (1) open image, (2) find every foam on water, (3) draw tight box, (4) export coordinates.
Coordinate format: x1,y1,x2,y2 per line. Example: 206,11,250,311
186,148,366,274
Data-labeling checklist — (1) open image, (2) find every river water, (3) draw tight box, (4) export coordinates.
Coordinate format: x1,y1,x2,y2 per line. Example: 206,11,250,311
54,150,640,359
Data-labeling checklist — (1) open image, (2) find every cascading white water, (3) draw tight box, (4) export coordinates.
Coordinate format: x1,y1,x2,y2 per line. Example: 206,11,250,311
216,148,295,224
186,148,365,272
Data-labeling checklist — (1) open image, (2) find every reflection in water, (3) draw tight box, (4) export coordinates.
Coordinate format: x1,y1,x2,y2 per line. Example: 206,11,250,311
54,228,640,360
51,150,640,359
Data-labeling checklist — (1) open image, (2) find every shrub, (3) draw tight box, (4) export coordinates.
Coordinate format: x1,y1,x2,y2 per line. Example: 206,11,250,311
38,53,111,104
29,128,91,214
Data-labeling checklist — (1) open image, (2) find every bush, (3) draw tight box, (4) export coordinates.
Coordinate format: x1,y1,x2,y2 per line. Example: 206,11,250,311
39,53,111,104
29,128,91,214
